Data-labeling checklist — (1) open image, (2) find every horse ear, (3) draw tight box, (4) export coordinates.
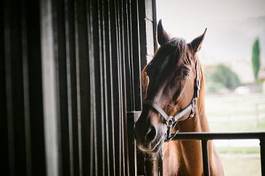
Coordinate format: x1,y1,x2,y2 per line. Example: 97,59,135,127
157,20,171,45
189,28,207,52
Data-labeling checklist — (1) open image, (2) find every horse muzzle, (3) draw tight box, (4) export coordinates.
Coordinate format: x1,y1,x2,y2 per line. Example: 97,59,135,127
134,123,166,153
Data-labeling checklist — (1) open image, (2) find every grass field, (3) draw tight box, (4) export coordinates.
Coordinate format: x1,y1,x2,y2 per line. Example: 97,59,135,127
205,93,265,176
206,93,265,132
220,153,261,176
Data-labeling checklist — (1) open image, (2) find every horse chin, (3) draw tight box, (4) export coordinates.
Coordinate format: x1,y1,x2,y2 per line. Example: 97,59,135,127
137,139,163,153
137,135,164,154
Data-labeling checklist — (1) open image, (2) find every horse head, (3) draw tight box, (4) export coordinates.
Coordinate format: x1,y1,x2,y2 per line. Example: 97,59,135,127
134,20,207,153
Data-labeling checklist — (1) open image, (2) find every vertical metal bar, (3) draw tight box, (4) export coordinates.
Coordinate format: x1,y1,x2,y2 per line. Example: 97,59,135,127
260,139,265,176
41,0,61,175
65,0,82,175
86,0,96,175
97,0,105,175
115,0,123,175
109,0,118,175
101,0,111,175
21,2,32,175
73,1,83,175
75,0,91,174
101,0,112,175
96,0,106,175
105,0,116,175
55,0,72,175
123,0,132,174
90,1,99,175
118,1,126,174
4,1,15,175
201,140,210,176
23,1,46,175
151,0,158,51
0,0,9,174
64,0,75,175
131,0,142,111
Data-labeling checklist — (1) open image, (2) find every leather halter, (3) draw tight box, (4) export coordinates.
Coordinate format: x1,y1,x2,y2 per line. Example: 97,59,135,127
144,61,201,141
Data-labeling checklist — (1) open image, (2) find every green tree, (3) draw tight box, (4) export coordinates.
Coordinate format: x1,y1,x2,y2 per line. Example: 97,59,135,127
251,38,260,82
206,64,241,93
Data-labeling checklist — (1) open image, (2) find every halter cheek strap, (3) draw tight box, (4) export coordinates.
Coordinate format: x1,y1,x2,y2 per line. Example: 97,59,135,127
144,98,197,128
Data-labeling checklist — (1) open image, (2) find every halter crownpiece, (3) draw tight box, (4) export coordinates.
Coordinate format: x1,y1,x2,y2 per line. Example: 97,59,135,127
144,61,201,141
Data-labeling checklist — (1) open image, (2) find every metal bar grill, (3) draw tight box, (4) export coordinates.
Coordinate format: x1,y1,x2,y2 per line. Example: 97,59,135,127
201,140,209,176
172,132,265,176
1,0,157,175
261,139,265,176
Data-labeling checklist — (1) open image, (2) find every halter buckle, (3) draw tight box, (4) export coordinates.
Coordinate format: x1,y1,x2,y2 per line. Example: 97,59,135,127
166,116,175,127
188,98,197,118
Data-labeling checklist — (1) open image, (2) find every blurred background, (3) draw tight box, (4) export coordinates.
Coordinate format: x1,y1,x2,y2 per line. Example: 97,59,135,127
156,0,265,175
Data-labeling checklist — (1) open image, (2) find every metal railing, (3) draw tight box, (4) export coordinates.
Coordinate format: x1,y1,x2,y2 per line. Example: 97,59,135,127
172,132,265,176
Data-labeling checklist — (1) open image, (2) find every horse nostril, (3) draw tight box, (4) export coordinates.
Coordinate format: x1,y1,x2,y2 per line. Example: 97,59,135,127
145,126,156,142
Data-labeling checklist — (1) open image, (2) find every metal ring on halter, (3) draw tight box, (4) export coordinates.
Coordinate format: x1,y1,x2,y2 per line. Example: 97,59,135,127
166,116,175,127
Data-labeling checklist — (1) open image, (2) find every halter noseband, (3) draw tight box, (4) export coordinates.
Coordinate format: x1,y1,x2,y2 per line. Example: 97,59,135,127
144,61,201,141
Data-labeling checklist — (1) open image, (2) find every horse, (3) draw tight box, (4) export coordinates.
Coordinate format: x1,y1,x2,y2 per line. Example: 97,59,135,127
134,20,224,176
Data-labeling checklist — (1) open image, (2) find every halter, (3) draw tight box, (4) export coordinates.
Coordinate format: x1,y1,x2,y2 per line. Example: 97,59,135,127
144,61,201,141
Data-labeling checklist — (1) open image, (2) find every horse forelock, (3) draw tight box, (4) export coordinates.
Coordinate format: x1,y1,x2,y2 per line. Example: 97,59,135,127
146,38,187,75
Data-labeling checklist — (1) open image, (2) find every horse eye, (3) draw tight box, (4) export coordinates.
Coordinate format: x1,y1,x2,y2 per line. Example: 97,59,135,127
175,65,190,80
175,68,189,80
182,68,190,77
179,66,190,78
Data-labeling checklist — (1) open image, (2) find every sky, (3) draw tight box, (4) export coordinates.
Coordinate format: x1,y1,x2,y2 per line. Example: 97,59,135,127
156,0,265,82
157,0,265,22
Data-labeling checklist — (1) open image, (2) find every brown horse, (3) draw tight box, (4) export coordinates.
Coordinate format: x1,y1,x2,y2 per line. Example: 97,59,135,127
134,20,224,176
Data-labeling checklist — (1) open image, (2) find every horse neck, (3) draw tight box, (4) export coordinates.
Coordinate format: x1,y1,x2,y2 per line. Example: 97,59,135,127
197,65,210,131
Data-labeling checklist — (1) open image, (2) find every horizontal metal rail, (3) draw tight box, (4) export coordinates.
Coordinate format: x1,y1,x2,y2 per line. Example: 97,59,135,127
171,132,265,176
172,132,265,140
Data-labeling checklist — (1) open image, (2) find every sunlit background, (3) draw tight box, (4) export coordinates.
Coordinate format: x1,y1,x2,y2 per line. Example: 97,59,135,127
156,0,265,175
